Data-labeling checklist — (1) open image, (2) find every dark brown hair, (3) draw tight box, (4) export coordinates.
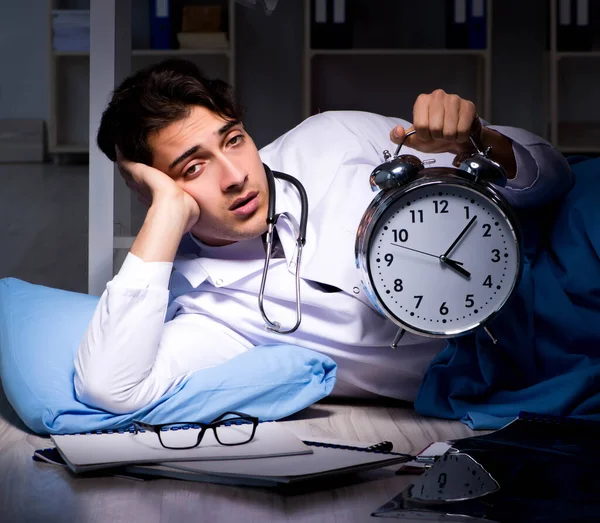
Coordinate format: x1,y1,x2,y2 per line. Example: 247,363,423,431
96,58,243,165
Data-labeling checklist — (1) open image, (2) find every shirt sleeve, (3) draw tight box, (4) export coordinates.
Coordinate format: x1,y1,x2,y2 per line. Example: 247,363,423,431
73,253,251,414
267,112,574,210
485,124,574,208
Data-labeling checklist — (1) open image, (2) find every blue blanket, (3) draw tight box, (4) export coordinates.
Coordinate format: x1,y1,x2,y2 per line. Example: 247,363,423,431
415,157,600,429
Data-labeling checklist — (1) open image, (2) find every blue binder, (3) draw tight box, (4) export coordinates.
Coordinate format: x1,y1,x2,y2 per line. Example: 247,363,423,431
467,0,486,49
150,0,171,50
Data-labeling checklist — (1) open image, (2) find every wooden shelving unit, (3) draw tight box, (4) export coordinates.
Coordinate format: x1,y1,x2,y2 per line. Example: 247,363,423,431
302,0,493,123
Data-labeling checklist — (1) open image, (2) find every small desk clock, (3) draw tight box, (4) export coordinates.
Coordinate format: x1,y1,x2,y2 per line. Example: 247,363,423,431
356,131,523,348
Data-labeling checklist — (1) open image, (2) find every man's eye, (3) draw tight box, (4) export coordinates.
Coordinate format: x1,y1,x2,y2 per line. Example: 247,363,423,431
185,164,201,177
228,135,244,146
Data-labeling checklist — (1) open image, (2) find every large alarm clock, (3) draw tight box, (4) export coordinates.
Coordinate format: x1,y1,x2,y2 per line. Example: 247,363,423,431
355,131,523,347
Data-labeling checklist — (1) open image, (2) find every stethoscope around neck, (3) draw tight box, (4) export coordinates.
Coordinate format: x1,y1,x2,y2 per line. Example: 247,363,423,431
258,163,309,334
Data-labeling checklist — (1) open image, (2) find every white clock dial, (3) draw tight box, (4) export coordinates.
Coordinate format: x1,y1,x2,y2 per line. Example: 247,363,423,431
367,183,520,336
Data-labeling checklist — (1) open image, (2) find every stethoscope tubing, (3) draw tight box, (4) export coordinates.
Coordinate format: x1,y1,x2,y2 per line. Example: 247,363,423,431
258,164,308,334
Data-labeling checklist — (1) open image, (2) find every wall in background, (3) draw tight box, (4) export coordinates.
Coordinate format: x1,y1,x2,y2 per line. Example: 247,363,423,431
0,1,51,121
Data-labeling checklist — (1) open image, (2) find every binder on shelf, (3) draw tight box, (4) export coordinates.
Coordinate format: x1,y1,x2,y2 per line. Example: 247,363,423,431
574,0,592,51
311,0,354,50
51,9,90,52
150,0,172,50
446,0,470,49
447,1,487,50
557,0,572,51
557,0,592,51
468,0,486,49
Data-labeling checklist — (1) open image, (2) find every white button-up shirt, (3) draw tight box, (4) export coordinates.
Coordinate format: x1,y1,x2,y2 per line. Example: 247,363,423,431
75,111,573,414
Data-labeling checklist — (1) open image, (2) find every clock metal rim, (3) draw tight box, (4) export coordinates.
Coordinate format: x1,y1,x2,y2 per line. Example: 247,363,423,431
355,174,524,339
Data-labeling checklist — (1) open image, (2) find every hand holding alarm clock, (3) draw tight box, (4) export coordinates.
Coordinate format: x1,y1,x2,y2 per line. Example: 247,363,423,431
356,91,522,347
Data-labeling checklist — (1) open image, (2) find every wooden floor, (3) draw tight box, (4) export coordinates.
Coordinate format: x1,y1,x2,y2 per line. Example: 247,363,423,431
0,386,482,523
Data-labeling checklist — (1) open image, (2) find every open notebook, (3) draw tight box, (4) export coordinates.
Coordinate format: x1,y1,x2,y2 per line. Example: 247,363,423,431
51,421,311,473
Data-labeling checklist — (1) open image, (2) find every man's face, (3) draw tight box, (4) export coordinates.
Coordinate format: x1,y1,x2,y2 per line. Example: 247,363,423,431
148,105,269,246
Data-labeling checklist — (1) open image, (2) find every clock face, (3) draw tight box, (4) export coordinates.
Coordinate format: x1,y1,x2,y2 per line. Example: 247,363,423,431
366,182,520,337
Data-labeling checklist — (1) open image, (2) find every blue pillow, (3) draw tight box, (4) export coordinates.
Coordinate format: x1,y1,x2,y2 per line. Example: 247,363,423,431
0,278,337,435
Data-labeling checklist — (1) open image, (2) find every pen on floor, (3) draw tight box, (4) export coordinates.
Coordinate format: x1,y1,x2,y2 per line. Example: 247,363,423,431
301,439,413,458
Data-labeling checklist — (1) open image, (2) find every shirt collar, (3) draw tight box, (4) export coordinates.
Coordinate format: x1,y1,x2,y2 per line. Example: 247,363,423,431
174,232,270,288
271,173,318,268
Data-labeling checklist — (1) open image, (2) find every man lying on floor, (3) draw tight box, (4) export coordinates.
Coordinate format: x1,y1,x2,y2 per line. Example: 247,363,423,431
74,59,572,414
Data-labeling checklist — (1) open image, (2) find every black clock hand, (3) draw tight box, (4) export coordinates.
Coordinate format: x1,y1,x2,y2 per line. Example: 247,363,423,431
442,258,471,279
442,215,477,258
391,243,469,276
391,243,438,259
